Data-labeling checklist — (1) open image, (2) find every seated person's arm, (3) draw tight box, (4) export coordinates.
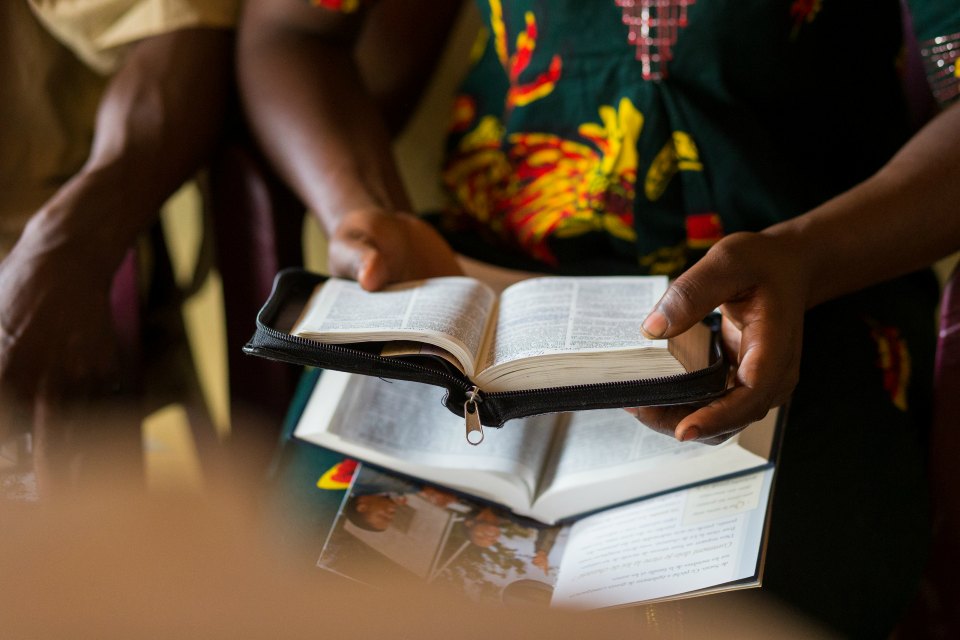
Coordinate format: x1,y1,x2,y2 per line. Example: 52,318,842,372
237,0,463,291
638,101,960,443
0,28,233,409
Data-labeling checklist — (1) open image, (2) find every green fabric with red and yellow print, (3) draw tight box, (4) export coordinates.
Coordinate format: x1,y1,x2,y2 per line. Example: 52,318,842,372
438,0,957,275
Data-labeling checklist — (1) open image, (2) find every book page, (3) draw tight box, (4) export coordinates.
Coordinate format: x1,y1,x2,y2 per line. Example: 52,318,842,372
294,371,558,510
292,277,497,375
551,468,774,609
318,464,569,603
542,409,718,481
479,276,667,372
529,409,772,523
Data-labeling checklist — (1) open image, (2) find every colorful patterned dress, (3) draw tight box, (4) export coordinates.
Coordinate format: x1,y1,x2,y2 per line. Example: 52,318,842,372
296,1,960,635
435,0,958,275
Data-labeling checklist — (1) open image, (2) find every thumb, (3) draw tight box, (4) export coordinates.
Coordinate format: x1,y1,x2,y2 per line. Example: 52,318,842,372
328,233,390,292
355,249,391,292
641,249,741,339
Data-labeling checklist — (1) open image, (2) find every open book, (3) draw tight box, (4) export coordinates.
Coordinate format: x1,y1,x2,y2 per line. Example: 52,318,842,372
291,275,711,393
313,422,777,609
244,269,729,433
295,370,780,525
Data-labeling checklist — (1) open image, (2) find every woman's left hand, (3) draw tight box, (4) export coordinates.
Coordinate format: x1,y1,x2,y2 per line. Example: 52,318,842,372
633,231,808,443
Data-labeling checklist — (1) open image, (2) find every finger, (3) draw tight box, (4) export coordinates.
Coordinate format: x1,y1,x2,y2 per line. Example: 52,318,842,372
719,315,743,359
641,243,749,340
675,313,798,441
355,249,392,292
327,234,366,281
328,234,389,291
628,404,737,446
627,405,698,436
738,310,801,388
673,385,775,442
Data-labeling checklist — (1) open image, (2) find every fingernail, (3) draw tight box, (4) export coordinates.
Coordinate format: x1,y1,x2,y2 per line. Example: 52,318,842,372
641,309,667,339
679,426,701,442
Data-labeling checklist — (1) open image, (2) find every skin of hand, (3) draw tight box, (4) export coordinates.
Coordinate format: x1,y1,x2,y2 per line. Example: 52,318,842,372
635,232,806,444
0,28,231,441
238,0,465,291
329,208,463,291
636,102,960,444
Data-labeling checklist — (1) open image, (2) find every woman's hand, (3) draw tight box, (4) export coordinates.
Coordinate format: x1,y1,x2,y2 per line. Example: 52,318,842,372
633,231,809,443
634,104,960,443
328,209,463,291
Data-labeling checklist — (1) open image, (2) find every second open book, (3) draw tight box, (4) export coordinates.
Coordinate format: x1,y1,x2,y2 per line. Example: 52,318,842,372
296,370,781,525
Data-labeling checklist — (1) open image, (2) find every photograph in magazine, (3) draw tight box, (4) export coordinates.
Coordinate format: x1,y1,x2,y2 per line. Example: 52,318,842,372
318,464,568,606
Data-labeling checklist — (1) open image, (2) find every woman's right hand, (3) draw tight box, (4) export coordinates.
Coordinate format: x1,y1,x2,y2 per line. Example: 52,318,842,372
328,209,463,291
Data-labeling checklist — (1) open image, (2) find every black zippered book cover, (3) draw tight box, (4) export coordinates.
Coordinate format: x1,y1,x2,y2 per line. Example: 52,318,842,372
243,268,728,428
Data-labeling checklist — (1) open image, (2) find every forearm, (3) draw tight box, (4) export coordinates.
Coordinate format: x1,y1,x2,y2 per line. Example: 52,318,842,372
238,1,464,290
237,0,410,235
766,102,960,309
22,27,233,277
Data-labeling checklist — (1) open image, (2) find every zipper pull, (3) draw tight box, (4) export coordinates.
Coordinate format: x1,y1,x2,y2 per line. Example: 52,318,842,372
464,386,483,445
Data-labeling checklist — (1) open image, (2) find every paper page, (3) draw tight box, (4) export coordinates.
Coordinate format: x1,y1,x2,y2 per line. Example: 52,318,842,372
480,276,667,372
294,371,558,508
380,341,466,375
318,464,569,604
292,277,497,375
541,409,716,482
551,468,773,609
530,409,771,522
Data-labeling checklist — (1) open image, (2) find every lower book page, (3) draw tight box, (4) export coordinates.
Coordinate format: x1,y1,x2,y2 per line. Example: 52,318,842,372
295,371,558,510
550,468,774,609
530,409,772,523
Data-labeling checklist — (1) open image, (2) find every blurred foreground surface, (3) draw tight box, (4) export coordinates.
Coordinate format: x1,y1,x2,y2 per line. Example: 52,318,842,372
0,433,835,640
